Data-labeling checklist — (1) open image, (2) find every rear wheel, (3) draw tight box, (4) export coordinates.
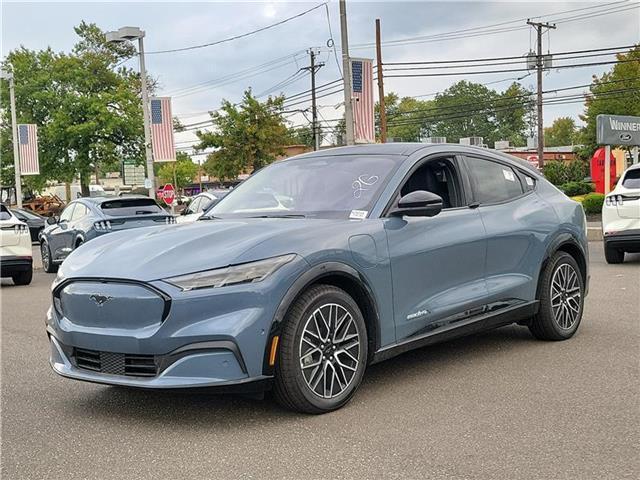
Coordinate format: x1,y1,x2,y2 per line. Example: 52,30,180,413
12,269,32,286
604,243,625,264
529,252,584,341
40,241,58,274
273,285,368,414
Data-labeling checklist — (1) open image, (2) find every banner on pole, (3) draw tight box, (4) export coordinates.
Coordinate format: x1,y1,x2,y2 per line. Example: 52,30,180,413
150,97,176,162
18,124,40,175
350,58,375,144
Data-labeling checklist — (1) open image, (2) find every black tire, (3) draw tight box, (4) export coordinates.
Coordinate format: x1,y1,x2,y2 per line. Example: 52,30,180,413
12,269,32,286
604,243,625,264
40,241,58,274
529,252,584,341
273,284,368,414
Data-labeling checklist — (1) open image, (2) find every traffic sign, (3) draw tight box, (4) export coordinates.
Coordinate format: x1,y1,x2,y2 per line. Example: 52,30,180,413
161,184,175,205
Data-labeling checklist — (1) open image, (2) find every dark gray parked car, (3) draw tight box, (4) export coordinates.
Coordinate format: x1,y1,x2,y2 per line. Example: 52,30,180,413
48,144,589,413
39,195,175,273
11,207,46,242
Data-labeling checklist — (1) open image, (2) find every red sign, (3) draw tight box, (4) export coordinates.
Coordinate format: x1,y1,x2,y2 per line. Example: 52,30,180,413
590,148,616,194
161,184,175,205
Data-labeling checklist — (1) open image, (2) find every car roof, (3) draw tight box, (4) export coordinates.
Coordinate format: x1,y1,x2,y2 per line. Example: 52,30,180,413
286,143,540,175
625,162,640,172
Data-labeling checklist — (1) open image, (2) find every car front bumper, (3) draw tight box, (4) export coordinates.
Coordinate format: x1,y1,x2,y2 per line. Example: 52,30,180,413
46,256,308,390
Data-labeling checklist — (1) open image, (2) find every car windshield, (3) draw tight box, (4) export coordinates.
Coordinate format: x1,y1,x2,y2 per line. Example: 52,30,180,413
100,198,164,216
0,204,11,221
208,155,402,219
622,169,640,189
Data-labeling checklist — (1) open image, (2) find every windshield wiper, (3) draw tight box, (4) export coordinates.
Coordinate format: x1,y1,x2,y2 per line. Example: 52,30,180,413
198,215,220,221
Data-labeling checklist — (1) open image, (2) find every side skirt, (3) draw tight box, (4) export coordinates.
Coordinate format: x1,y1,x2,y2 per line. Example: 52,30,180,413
371,300,539,364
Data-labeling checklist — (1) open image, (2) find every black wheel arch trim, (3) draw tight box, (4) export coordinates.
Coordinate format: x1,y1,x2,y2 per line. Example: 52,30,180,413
538,231,589,298
262,261,381,375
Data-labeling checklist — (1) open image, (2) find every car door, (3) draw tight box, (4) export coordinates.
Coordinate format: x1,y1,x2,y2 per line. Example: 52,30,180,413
48,203,76,260
463,155,550,304
69,202,90,248
383,155,488,341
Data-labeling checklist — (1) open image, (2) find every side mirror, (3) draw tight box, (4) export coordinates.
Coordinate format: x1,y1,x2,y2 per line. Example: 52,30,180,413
46,216,59,225
391,190,443,217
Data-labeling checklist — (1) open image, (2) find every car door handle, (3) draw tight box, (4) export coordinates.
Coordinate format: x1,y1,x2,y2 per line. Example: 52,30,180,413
468,202,480,209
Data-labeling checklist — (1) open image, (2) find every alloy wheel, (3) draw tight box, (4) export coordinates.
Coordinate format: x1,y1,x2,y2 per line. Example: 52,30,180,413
41,243,50,270
550,263,582,329
299,303,361,399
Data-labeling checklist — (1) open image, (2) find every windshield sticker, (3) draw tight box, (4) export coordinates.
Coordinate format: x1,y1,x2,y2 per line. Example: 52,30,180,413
502,169,516,182
525,176,534,186
352,174,379,198
349,210,368,220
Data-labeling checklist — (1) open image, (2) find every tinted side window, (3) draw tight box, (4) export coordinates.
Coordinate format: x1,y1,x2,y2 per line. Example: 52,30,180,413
188,197,202,214
466,157,524,204
60,204,75,222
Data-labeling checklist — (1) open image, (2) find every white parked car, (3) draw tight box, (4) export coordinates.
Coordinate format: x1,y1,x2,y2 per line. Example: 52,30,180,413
602,163,640,264
0,204,33,285
177,190,229,223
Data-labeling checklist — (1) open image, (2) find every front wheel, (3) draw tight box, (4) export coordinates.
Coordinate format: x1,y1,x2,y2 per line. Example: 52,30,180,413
273,285,368,414
529,252,585,341
40,241,58,274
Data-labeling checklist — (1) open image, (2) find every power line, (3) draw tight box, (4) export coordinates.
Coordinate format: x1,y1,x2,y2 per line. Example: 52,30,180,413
146,3,327,54
383,58,639,78
382,45,635,67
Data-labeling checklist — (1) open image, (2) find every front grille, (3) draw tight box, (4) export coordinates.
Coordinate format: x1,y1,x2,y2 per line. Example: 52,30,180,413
74,348,157,377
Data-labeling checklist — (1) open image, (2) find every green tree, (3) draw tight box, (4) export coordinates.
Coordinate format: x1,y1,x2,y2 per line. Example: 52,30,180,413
544,117,578,147
156,152,198,191
578,46,640,158
379,93,435,141
431,81,499,145
495,82,534,146
196,90,289,181
287,124,322,147
0,22,146,196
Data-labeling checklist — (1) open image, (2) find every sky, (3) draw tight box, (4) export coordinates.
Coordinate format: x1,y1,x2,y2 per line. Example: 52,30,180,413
2,0,639,155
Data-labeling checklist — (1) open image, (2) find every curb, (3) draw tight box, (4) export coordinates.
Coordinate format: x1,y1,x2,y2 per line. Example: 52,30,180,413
587,227,603,242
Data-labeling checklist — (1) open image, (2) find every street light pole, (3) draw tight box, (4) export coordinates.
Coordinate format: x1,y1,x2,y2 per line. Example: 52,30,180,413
1,69,22,207
106,26,155,199
137,35,156,199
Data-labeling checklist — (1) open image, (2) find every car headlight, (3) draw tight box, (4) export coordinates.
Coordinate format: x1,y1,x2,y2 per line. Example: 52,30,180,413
163,254,296,291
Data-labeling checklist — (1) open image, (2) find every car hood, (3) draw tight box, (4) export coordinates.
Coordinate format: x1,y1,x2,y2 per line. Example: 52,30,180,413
59,217,344,281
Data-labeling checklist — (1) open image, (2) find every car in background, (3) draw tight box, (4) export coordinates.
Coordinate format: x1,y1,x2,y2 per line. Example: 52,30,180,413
39,195,175,273
177,189,230,223
0,204,32,285
11,207,47,242
48,144,589,413
602,163,640,263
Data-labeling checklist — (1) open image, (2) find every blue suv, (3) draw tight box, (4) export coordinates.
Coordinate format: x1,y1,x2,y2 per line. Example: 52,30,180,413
47,144,589,413
40,195,175,273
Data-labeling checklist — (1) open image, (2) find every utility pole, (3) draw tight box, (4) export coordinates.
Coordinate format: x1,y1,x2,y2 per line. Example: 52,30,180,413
527,20,556,170
375,19,387,143
303,49,325,151
1,68,22,207
339,0,355,145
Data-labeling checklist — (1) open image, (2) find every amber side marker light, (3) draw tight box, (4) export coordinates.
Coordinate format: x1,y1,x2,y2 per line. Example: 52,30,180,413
269,336,280,367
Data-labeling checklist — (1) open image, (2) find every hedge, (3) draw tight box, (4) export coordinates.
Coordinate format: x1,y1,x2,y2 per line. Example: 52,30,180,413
560,181,595,197
582,193,605,214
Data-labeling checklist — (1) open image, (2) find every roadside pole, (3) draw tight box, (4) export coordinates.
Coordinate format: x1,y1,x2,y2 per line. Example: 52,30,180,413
605,144,611,194
375,19,387,143
304,49,325,151
339,0,355,145
2,69,23,207
527,20,556,171
138,35,156,199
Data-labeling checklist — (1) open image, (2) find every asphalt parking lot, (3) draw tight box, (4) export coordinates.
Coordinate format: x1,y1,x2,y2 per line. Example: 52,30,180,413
1,243,638,479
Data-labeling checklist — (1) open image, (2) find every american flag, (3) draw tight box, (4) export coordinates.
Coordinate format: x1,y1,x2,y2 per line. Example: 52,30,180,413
150,97,176,162
351,58,375,143
18,124,40,175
